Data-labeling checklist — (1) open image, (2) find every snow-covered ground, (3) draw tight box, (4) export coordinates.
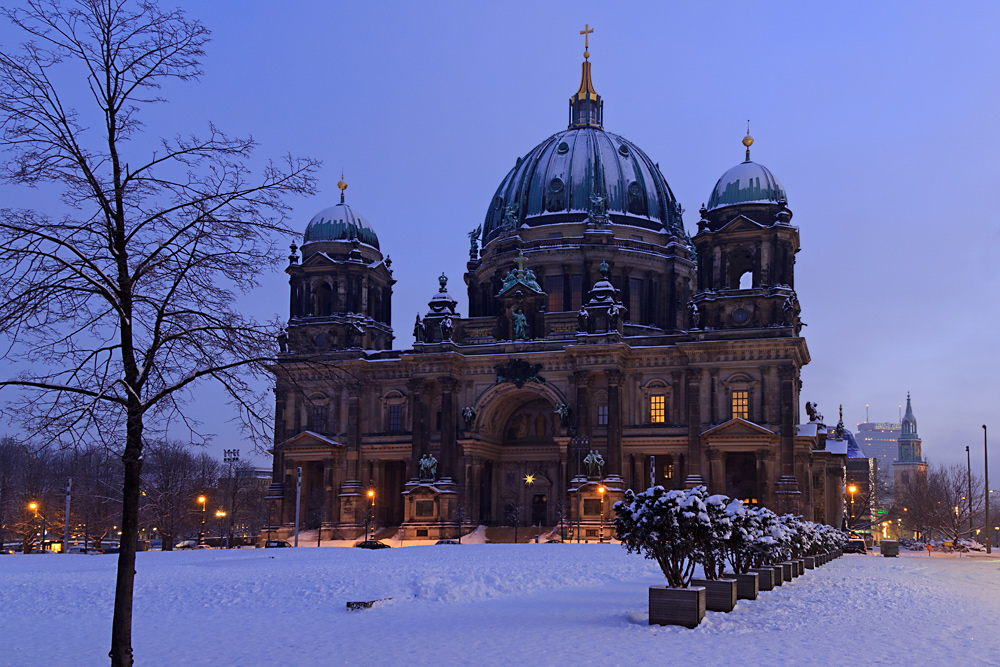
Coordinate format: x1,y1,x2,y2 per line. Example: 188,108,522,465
2,546,998,666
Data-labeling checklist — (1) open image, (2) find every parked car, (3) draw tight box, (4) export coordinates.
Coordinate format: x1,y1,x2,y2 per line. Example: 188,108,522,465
435,539,461,545
844,538,868,554
66,545,100,554
264,540,292,548
355,540,391,549
176,541,211,550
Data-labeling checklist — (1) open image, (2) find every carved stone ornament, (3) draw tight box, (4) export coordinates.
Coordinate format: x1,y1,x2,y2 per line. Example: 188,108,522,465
462,406,476,430
494,358,545,389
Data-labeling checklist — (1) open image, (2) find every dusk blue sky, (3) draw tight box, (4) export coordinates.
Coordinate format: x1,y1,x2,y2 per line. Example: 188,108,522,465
2,2,998,481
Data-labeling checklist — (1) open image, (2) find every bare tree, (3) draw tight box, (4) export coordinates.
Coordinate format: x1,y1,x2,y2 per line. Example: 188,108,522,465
0,2,317,664
927,464,984,545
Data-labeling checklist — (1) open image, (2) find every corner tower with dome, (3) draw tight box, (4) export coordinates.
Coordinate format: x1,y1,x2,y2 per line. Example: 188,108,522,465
266,31,847,542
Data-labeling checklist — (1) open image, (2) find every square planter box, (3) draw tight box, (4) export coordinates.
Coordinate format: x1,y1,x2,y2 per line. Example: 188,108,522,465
781,562,794,581
649,586,706,628
690,578,738,612
882,540,899,557
750,567,775,591
795,559,805,576
804,556,815,569
724,571,759,600
772,565,784,585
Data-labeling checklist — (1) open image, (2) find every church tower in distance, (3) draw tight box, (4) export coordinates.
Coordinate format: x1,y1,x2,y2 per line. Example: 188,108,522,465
893,393,927,490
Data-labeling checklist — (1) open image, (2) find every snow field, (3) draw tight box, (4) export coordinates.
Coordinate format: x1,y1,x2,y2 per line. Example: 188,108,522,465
1,546,998,666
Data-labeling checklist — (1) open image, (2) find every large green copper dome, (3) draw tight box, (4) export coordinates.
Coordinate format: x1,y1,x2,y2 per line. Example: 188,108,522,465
302,202,380,250
482,127,683,245
481,53,682,245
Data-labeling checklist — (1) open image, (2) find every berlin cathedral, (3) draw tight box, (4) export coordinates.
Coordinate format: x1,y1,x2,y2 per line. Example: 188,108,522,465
266,32,848,541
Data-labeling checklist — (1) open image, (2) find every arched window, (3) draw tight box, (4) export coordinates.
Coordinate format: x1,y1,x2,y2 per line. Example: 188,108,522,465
315,283,333,317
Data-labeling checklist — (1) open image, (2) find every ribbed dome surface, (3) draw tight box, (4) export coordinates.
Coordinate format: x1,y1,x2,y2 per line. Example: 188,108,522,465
483,127,682,244
303,203,379,250
707,161,786,212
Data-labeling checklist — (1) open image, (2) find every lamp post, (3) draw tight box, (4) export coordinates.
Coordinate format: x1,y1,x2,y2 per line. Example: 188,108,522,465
215,510,227,546
984,425,991,554
366,488,375,542
966,445,974,535
223,449,239,549
848,484,857,530
197,495,206,545
598,485,606,543
28,501,39,553
570,435,588,543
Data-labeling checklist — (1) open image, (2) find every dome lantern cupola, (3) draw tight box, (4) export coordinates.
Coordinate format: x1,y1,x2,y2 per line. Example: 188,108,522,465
569,24,602,129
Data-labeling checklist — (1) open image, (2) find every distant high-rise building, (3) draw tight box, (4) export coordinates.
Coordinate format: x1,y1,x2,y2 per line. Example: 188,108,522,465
856,420,901,470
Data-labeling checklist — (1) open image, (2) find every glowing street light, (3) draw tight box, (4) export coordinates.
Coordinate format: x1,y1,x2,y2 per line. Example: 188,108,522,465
365,489,375,542
848,485,857,528
598,486,606,543
197,495,207,545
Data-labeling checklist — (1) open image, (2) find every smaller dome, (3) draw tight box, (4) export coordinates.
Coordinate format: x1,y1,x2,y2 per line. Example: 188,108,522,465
303,202,379,250
707,161,786,212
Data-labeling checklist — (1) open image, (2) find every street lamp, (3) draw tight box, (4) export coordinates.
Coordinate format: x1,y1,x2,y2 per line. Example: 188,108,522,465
598,486,606,543
215,510,227,546
570,435,589,543
848,485,857,529
197,495,207,545
984,425,991,554
366,489,375,542
28,501,40,553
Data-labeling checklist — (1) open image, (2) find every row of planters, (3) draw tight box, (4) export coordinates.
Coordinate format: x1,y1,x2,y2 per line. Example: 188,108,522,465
614,485,849,628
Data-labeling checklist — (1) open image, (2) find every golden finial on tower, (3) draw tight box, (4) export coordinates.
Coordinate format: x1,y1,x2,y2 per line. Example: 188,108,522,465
337,169,348,203
743,120,754,162
580,23,594,59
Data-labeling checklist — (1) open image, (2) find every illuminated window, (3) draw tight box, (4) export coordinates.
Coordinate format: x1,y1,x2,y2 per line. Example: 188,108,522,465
597,405,608,425
663,463,674,480
731,390,749,420
650,395,665,423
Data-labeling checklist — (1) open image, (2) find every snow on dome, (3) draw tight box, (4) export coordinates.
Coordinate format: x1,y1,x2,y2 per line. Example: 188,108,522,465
482,127,683,245
302,202,379,250
707,160,786,212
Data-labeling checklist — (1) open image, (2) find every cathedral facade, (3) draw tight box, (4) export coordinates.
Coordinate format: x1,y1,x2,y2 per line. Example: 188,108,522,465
266,45,847,541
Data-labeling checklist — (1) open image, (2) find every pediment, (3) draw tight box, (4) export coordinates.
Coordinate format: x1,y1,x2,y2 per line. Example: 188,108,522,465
701,418,775,438
299,252,340,269
718,215,764,234
278,430,344,449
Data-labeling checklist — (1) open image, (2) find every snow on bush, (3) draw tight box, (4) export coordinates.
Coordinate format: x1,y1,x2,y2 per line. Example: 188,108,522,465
613,485,712,588
615,487,847,584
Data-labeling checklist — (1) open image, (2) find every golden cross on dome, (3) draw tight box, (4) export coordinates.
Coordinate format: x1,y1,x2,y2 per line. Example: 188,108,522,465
580,23,594,58
514,249,528,272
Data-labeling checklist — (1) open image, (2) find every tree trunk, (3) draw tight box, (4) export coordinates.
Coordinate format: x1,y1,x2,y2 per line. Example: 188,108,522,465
110,407,143,666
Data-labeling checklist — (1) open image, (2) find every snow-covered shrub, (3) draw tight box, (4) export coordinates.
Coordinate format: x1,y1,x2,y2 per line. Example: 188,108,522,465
749,506,783,566
613,485,712,588
724,498,760,574
782,515,810,559
695,491,732,580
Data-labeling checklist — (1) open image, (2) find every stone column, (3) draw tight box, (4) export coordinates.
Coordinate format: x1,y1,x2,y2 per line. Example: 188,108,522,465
408,378,426,480
685,369,704,487
775,366,801,512
439,377,457,480
706,448,724,494
347,384,362,481
671,371,682,425
758,366,769,424
606,369,623,478
570,370,592,478
710,368,719,424
756,448,772,508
